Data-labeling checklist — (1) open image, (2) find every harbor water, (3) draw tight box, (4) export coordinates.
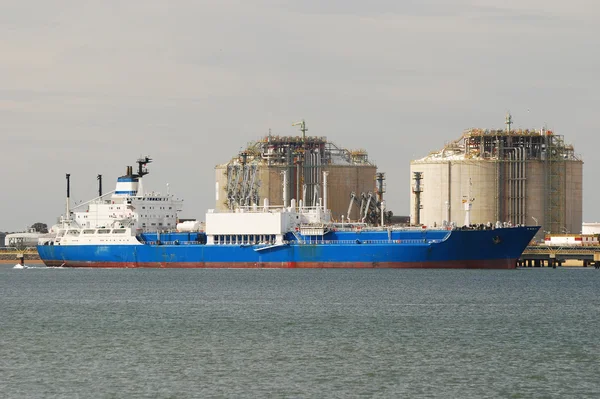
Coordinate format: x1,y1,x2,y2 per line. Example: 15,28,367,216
2,265,599,398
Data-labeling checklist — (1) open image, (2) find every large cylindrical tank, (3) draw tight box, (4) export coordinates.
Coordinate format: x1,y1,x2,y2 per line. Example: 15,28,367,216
410,136,583,238
215,164,377,221
215,134,379,222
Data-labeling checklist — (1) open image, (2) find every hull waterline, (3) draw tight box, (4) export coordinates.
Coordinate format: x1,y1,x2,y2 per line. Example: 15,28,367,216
40,259,518,269
38,226,538,269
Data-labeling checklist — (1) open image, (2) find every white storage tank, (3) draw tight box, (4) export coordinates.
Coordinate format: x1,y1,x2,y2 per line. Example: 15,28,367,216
409,116,582,238
214,131,378,223
177,220,203,232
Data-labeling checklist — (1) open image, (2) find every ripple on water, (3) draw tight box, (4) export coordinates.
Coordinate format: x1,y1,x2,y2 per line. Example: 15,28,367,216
1,267,599,398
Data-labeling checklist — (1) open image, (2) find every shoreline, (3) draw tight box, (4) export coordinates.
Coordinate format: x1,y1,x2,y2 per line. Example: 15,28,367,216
0,259,44,264
0,260,589,267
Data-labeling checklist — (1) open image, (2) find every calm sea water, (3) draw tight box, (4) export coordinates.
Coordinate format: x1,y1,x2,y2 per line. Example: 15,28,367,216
2,265,599,398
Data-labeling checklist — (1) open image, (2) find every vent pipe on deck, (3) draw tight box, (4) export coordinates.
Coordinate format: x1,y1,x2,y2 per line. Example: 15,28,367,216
375,172,385,203
302,184,307,208
322,171,328,212
281,171,288,208
65,173,71,224
97,174,102,197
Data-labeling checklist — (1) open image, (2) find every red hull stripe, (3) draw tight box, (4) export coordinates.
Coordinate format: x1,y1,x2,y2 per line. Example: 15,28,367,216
42,259,517,269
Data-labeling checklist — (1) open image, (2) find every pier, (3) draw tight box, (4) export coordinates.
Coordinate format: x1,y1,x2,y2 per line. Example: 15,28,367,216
519,245,600,268
0,248,40,262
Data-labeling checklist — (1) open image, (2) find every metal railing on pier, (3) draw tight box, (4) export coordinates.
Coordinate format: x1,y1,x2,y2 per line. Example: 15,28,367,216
520,245,600,267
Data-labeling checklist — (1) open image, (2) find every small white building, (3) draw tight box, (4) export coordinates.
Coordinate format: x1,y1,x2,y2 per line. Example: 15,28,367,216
582,222,600,235
544,234,599,246
4,229,47,248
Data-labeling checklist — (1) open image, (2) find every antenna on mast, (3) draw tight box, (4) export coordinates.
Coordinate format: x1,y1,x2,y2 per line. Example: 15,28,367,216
292,119,308,141
136,156,152,177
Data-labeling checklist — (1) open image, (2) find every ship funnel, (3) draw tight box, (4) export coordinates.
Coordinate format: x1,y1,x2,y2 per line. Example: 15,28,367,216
113,163,140,199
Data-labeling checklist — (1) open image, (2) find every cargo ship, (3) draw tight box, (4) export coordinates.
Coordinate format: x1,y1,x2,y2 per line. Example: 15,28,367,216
37,157,539,269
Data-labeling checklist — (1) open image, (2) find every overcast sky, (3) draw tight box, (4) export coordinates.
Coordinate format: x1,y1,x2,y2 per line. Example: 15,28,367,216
1,0,598,232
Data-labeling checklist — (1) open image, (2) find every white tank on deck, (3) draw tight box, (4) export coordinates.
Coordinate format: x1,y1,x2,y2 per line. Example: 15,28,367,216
177,221,202,232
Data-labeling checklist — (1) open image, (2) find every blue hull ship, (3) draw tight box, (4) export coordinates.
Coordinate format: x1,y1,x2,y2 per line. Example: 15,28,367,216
38,226,538,269
37,157,539,269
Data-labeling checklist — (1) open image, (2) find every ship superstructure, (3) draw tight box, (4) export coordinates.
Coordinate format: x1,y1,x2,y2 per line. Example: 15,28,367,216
67,157,183,232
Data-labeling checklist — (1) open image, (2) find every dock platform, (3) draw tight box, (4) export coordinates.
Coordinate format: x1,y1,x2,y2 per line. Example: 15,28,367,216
519,245,600,268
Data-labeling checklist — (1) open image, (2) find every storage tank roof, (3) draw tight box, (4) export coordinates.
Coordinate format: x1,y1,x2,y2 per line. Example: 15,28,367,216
413,123,581,163
218,134,376,167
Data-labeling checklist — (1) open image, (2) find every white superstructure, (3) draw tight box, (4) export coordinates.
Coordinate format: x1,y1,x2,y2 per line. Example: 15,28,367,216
67,157,183,232
51,227,142,246
46,161,339,247
205,199,331,245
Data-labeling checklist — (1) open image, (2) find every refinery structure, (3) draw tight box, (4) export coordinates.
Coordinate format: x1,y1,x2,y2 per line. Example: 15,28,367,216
410,115,583,236
215,121,392,224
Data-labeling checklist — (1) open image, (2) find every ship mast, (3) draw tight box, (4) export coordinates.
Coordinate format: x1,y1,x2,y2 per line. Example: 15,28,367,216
135,156,152,197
